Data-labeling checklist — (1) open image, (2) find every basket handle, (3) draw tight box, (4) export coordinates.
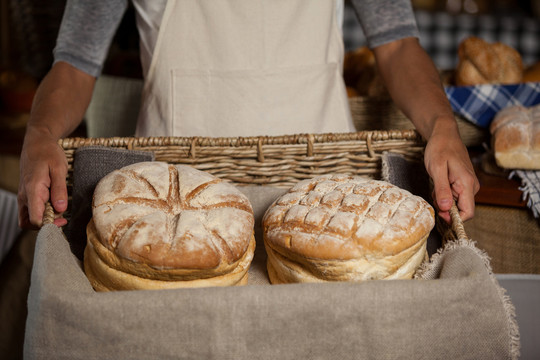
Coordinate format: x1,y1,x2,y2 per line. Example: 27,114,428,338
449,202,469,241
42,201,55,226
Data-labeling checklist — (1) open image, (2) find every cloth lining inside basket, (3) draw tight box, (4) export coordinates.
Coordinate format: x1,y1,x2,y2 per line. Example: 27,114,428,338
25,147,520,359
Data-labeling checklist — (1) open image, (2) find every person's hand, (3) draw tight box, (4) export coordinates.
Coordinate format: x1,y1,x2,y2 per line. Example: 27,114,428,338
18,126,69,229
371,38,479,223
424,128,480,224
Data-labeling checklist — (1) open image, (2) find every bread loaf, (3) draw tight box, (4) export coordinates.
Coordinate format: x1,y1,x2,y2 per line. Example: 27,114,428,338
262,175,434,284
523,61,540,83
84,162,256,291
455,36,523,86
343,46,388,98
490,104,540,170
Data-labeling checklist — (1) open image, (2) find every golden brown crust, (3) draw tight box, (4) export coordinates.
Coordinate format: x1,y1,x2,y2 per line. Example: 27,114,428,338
91,162,255,271
262,175,434,283
343,46,388,98
265,234,428,284
85,162,256,291
492,43,523,82
490,105,529,134
523,61,540,82
456,37,523,86
86,219,253,281
490,104,540,170
263,175,434,260
343,46,376,88
84,235,254,291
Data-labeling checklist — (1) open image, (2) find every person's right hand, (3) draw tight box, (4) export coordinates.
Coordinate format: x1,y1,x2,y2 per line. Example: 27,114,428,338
18,126,69,229
17,61,95,229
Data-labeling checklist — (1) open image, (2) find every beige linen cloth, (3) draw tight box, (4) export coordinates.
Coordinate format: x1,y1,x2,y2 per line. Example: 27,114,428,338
24,153,519,360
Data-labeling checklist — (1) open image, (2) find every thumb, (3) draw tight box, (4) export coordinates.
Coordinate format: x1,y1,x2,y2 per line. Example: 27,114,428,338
430,163,453,213
49,165,68,214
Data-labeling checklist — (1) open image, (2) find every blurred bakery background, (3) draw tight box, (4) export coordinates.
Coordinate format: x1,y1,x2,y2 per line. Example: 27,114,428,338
347,0,540,69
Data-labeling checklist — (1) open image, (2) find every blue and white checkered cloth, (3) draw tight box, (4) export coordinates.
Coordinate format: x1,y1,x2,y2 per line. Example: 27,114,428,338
510,170,540,219
445,83,540,128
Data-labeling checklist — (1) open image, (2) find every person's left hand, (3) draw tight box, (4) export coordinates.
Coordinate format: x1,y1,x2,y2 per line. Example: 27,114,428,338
424,128,480,224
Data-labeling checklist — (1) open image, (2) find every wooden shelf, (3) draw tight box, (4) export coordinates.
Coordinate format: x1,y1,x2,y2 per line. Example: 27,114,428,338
470,148,527,209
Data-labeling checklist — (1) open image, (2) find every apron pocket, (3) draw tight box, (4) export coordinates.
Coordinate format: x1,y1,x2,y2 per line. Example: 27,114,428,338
171,63,352,137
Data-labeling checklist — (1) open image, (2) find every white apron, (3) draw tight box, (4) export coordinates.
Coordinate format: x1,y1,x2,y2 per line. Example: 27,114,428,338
135,0,355,137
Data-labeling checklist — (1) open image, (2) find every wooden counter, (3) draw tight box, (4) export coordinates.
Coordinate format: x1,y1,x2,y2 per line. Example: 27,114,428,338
469,147,527,209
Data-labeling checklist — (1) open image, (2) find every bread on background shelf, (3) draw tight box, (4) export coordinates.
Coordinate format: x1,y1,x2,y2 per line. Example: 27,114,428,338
523,60,540,83
490,104,540,170
455,36,523,86
343,46,388,98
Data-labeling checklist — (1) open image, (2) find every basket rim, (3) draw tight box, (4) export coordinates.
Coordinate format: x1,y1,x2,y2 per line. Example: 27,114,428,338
58,129,423,149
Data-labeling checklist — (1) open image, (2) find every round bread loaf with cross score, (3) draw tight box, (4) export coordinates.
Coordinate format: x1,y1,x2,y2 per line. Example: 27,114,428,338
262,174,435,284
84,161,256,291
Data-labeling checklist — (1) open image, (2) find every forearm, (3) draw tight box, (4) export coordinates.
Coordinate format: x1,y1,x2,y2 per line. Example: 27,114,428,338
373,38,479,222
372,37,457,140
18,61,95,228
25,61,95,142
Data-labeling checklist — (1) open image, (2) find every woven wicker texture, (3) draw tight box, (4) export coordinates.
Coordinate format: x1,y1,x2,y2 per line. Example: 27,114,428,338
450,204,469,241
436,203,472,246
59,130,425,192
43,202,54,225
348,97,489,147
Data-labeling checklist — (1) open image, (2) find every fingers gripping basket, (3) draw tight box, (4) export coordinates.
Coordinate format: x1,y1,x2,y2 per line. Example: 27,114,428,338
58,129,425,197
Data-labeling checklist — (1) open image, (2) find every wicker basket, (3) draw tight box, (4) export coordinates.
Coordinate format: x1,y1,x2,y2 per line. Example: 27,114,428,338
348,97,489,147
59,130,425,194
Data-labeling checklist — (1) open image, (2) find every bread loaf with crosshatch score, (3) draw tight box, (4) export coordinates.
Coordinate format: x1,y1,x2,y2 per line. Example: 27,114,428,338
262,174,435,284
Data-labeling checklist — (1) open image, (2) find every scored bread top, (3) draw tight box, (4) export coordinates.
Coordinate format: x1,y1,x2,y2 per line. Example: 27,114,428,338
91,162,254,270
262,175,435,261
